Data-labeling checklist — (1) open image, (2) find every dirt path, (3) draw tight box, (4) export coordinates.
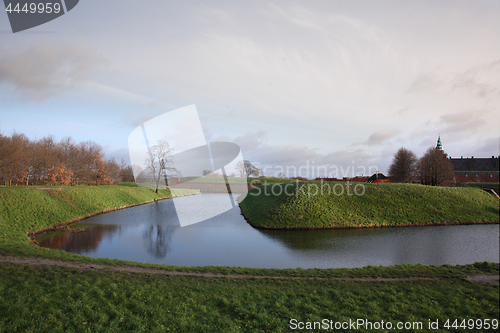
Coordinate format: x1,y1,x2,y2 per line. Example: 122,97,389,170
466,273,500,285
1,256,498,284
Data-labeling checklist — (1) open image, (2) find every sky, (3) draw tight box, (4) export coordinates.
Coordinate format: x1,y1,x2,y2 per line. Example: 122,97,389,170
1,0,499,178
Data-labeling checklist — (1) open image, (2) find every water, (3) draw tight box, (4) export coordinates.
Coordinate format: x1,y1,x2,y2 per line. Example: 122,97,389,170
37,194,500,269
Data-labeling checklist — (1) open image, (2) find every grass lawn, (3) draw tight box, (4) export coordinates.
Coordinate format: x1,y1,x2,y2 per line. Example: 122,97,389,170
0,184,198,246
0,183,498,332
0,263,498,333
239,181,500,229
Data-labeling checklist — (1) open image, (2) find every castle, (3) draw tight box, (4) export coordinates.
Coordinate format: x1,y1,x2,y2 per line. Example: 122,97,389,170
438,136,500,184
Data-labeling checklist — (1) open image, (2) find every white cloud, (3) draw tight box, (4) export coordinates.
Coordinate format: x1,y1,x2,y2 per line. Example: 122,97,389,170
361,129,400,146
0,41,107,101
1,1,499,172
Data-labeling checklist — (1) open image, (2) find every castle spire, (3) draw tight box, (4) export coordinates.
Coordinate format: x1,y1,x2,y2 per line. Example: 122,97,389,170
436,135,444,151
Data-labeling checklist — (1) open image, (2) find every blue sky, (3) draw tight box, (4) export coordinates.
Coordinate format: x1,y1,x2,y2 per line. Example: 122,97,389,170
1,0,499,178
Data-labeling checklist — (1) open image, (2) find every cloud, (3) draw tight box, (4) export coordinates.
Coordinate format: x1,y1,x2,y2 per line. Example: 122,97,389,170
122,111,165,128
409,109,489,147
408,72,443,94
473,136,500,157
439,110,487,132
105,147,131,165
217,130,379,178
452,60,500,100
363,129,400,146
220,130,267,154
0,41,107,101
408,60,500,102
394,106,410,116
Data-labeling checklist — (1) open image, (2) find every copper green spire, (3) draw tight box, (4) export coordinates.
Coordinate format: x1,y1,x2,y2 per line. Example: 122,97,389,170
436,135,444,151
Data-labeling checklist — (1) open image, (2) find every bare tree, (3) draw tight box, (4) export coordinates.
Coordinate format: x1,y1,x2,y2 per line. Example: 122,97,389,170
235,160,261,177
8,133,31,186
418,147,455,186
119,159,135,182
104,158,120,184
388,147,418,183
145,141,179,193
58,137,78,185
32,136,57,184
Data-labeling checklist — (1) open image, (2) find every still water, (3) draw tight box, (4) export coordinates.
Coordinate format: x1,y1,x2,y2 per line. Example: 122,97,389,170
38,194,500,269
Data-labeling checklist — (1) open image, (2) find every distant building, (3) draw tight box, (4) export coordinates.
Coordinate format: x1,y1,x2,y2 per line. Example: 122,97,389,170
365,172,390,184
449,156,499,184
432,135,499,184
436,135,444,151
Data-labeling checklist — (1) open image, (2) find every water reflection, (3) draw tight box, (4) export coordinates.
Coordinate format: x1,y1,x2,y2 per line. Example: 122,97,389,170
38,224,119,254
143,225,175,259
37,194,500,268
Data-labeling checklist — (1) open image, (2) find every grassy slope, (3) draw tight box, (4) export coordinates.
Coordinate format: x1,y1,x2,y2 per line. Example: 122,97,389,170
0,264,498,333
0,183,498,332
239,182,500,228
0,185,198,246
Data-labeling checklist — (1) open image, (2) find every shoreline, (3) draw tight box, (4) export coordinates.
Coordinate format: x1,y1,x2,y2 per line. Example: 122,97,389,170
28,191,199,243
238,205,499,230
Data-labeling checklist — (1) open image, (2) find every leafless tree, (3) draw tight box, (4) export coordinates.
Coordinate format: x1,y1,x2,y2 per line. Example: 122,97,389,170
235,160,261,177
7,133,31,186
31,136,57,184
57,137,78,184
388,147,418,183
104,158,120,184
0,133,16,186
145,141,179,193
119,159,135,182
418,147,455,186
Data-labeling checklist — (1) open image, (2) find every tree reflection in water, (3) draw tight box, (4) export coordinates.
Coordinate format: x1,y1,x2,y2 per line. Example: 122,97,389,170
143,225,175,259
38,225,119,254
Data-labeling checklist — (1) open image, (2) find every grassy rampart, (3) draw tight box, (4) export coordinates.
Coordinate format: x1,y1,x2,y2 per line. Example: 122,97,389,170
239,181,499,229
0,182,498,332
0,184,198,247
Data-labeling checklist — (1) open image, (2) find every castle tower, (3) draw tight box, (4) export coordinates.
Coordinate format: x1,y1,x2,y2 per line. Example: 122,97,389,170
436,135,444,151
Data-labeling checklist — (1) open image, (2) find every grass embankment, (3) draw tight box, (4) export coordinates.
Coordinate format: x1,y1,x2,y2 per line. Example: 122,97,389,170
0,263,498,332
239,182,500,229
0,183,498,332
0,184,198,254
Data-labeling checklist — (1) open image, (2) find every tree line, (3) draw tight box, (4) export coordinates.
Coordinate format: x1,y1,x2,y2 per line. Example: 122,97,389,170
388,147,455,186
0,132,134,186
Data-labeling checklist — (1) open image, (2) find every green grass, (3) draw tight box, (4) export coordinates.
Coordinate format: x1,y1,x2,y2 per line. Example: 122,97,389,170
0,183,498,332
0,263,498,333
239,182,500,228
0,185,198,245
